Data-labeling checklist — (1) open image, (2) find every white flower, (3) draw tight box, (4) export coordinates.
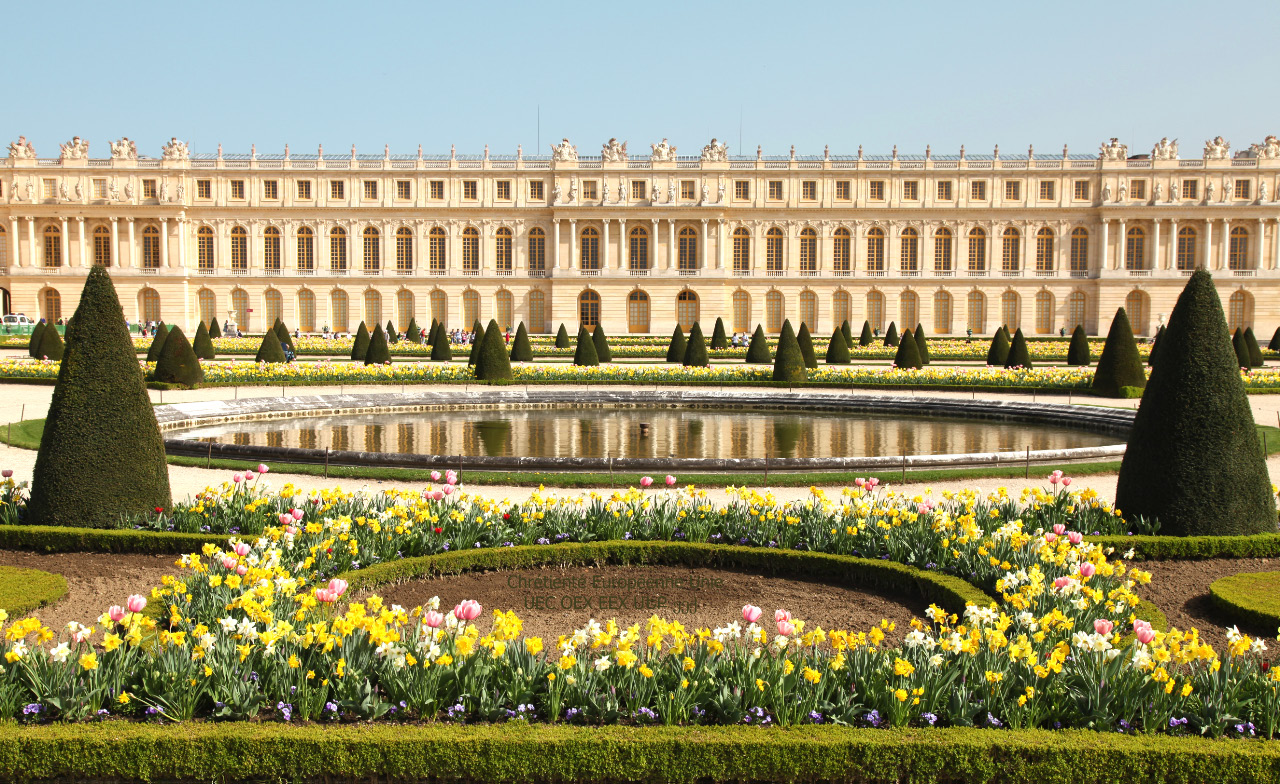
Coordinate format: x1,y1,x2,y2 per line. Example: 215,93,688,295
1124,548,1136,560
7,641,27,660
49,642,71,663
593,656,611,673
1227,625,1244,643
1251,637,1269,654
929,653,945,667
199,633,217,650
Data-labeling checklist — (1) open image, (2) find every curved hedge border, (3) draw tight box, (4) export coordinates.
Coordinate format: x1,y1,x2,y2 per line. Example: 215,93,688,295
1208,572,1280,629
0,723,1278,784
0,524,220,555
0,565,67,617
1090,533,1280,560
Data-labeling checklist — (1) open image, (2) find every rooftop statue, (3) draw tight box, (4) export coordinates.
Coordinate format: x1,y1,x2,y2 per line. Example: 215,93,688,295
109,137,138,160
650,138,677,162
161,137,190,162
700,138,728,163
1099,137,1127,161
1151,137,1179,160
551,138,578,162
1203,136,1230,160
601,138,628,163
7,136,35,160
59,136,89,160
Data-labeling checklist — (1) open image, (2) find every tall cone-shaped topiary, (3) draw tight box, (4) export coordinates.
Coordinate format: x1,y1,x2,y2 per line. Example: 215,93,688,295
145,323,169,362
573,325,599,366
710,317,729,349
386,320,399,344
255,328,287,363
1270,326,1280,351
36,325,65,362
467,321,484,367
427,320,439,346
474,319,513,381
1066,325,1091,366
893,328,923,369
1091,308,1147,397
826,329,851,364
209,317,221,339
986,328,1010,366
745,325,771,363
28,266,170,527
365,323,391,365
797,323,818,369
1148,325,1166,367
592,324,612,362
152,326,203,388
273,320,295,354
842,320,853,347
1116,270,1276,536
859,320,873,347
1245,327,1264,367
683,322,709,367
1004,328,1032,369
555,324,571,348
406,317,422,344
27,322,44,359
883,322,899,347
350,322,370,361
772,320,806,382
509,322,533,362
1232,329,1251,369
192,321,217,360
666,326,686,363
430,324,453,361
914,323,930,365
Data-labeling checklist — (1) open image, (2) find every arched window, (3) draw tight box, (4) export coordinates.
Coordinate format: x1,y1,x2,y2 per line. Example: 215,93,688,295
1228,290,1253,333
1035,291,1054,334
967,228,987,272
1067,291,1087,330
232,289,250,331
462,227,480,273
1035,228,1054,272
362,227,381,273
1229,226,1250,270
833,290,851,329
396,227,413,273
429,227,447,273
1125,227,1146,270
1125,291,1149,335
629,226,649,271
1001,291,1020,330
627,290,650,333
766,228,784,273
527,228,545,273
732,228,750,273
799,290,818,332
967,290,986,333
330,289,349,333
527,289,546,333
494,227,512,274
142,226,161,269
798,228,817,274
934,228,953,273
900,290,919,329
678,227,699,272
900,228,919,273
866,290,885,332
397,289,415,331
139,289,161,324
262,226,280,272
297,227,314,273
430,289,448,328
933,291,952,334
230,226,247,271
1176,227,1197,270
677,290,700,331
264,289,283,327
94,225,113,267
1001,227,1021,272
578,290,600,329
726,291,747,334
364,289,382,327
41,289,61,322
330,227,347,273
495,290,514,331
297,289,316,332
866,228,885,272
580,226,600,271
765,290,784,333
43,225,61,268
198,289,217,327
1070,228,1088,273
462,289,480,328
833,228,851,273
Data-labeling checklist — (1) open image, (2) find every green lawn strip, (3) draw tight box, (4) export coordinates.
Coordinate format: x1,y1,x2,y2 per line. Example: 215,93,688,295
1208,572,1280,629
0,565,67,616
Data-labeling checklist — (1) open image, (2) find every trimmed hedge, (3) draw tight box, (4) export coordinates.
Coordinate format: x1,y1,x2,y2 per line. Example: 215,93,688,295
914,323,930,365
710,317,729,349
1088,532,1280,560
825,329,851,364
509,322,533,362
1209,572,1280,630
796,322,818,369
573,326,599,366
591,324,613,363
151,326,203,388
192,321,216,360
1092,308,1146,397
144,323,168,363
745,325,771,363
36,324,64,362
27,321,44,359
350,322,370,361
554,323,571,348
665,325,686,363
683,322,709,367
364,323,391,365
0,524,220,554
883,321,899,347
0,565,68,617
771,320,805,382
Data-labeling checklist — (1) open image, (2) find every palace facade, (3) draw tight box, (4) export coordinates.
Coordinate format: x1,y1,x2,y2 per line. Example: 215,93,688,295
2,134,1279,338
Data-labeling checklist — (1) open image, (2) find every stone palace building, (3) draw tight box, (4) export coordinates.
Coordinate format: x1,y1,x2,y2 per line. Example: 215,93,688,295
2,133,1279,337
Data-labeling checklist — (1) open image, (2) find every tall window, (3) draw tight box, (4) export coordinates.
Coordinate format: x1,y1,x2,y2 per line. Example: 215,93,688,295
766,228,784,273
330,228,347,272
1070,228,1089,273
1001,291,1020,330
1228,291,1252,333
298,290,316,332
732,228,749,273
678,227,698,271
899,290,918,330
1067,291,1086,330
263,227,281,272
1035,228,1054,272
627,290,650,333
732,290,751,333
580,227,600,270
42,289,61,322
800,291,818,333
430,289,448,328
966,291,986,334
397,289,415,331
833,228,850,273
765,290,784,333
798,228,817,274
527,290,547,333
462,227,479,272
967,228,987,272
94,226,113,266
140,289,161,324
198,289,216,327
677,290,699,331
866,228,885,272
933,291,952,334
43,226,61,268
1035,291,1054,334
833,291,851,329
900,228,918,273
331,290,349,332
495,290,513,330
1176,227,1197,270
1229,226,1250,269
866,291,885,332
396,227,413,273
578,290,600,329
141,226,161,269
1125,290,1148,335
629,226,649,270
462,288,481,329
362,227,381,273
527,228,545,272
495,228,512,273
264,289,283,326
1001,228,1021,272
364,289,382,327
230,227,247,271
231,289,249,331
297,227,314,272
934,228,952,273
1125,227,1146,270
430,227,447,273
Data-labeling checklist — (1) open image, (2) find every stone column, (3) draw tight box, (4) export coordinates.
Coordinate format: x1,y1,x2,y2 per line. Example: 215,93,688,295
1099,220,1108,272
126,217,136,268
178,218,187,270
1151,219,1160,272
552,220,560,271
1168,219,1179,270
602,219,610,271
7,217,17,267
60,217,68,267
717,219,725,270
1204,218,1213,269
26,217,35,267
1272,218,1280,271
617,219,627,270
667,219,675,270
77,218,86,267
1220,219,1229,270
161,218,170,268
1116,219,1125,270
569,219,577,271
700,219,708,270
110,218,119,269
1259,217,1267,270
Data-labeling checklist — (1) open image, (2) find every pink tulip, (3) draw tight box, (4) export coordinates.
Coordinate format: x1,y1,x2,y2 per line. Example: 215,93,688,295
1062,477,1072,487
221,556,237,570
867,478,880,488
233,542,252,557
244,471,256,481
742,604,762,623
640,476,653,488
284,525,298,536
854,477,866,488
328,578,349,597
431,471,442,482
454,599,482,621
1053,576,1071,589
1049,474,1060,485
232,473,244,484
442,484,454,496
1078,562,1096,578
126,594,147,614
774,609,792,623
315,588,337,603
1067,532,1083,545
423,610,444,628
257,464,269,474
291,508,305,521
1,470,12,478
431,490,444,501
236,565,248,576
665,475,677,486
446,470,458,486
1044,532,1057,543
108,605,126,623
1053,524,1066,535
777,620,796,636
1134,621,1156,645
279,513,294,526
1093,618,1114,636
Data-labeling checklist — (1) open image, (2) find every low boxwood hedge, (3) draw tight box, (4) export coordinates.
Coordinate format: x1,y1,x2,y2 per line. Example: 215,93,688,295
1089,533,1280,560
0,565,66,617
1208,572,1280,629
0,524,220,554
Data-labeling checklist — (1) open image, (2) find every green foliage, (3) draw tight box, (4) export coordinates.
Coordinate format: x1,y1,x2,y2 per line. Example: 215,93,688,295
1245,327,1264,367
573,325,599,366
1091,308,1146,397
1067,325,1091,366
0,565,67,617
427,321,439,346
144,322,169,362
151,326,204,388
986,328,1010,366
745,325,771,363
796,322,818,369
1004,328,1032,369
474,319,513,381
386,320,399,344
1149,325,1166,367
892,327,922,369
36,323,65,362
1115,270,1275,537
365,323,392,365
27,266,171,527
825,329,851,364
1209,572,1280,630
510,322,533,362
883,321,899,346
405,317,422,344
1270,326,1280,351
430,325,452,362
666,325,686,363
913,323,930,365
254,329,287,364
192,321,216,360
842,319,853,346
1234,329,1251,369
27,321,44,359
350,322,370,361
555,324,571,348
683,323,708,367
592,324,612,362
209,317,221,338
859,320,873,346
771,320,806,382
710,317,729,349
467,320,484,366
273,319,295,353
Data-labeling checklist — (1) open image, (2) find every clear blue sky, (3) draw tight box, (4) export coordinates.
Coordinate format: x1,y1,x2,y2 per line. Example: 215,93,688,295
10,0,1280,159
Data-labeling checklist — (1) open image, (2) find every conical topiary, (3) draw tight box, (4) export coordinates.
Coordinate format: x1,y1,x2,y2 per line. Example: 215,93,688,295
859,320,873,347
1115,270,1276,536
427,320,439,346
573,325,599,366
145,323,169,362
386,320,399,344
510,322,533,362
893,328,922,369
1066,325,1091,366
192,321,217,360
28,266,170,527
467,320,484,367
1091,308,1147,397
406,317,422,344
797,323,818,369
27,322,45,359
842,320,853,347
1245,327,1264,367
255,328,287,363
666,326,686,363
745,325,771,363
1148,325,1166,367
826,329,851,364
883,322,899,347
1270,326,1280,351
274,319,295,354
555,324,571,349
36,325,65,362
710,317,729,349
1004,328,1032,369
209,317,221,339
592,324,612,362
152,326,203,388
986,328,1010,366
772,320,806,382
684,322,709,367
430,325,453,362
365,323,391,365
1232,329,1251,369
351,322,370,361
914,323,930,365
474,319,513,381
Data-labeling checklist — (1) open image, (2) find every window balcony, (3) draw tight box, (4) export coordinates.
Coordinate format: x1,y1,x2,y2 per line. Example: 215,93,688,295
263,267,282,276
832,269,852,277
579,268,601,276
140,267,160,275
1232,269,1257,277
495,268,513,276
230,267,250,276
330,268,348,276
799,268,819,276
865,269,886,277
1069,270,1090,278
900,269,919,277
461,268,481,276
731,268,752,276
1035,269,1056,277
297,267,315,276
362,268,382,276
1127,269,1151,277
526,269,547,278
966,270,988,277
678,268,700,276
395,268,414,276
196,267,216,275
934,269,954,277
1001,269,1022,277
765,268,787,277
629,268,651,276
1179,269,1196,276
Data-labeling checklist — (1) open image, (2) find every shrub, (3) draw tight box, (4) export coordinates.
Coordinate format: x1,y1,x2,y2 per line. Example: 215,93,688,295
36,324,65,362
1270,326,1280,351
859,320,873,346
405,317,422,344
1208,572,1280,629
683,322,709,367
151,326,203,388
665,326,686,363
1148,325,1165,367
27,266,171,527
350,322,370,361
592,324,613,362
192,321,216,360
273,319,294,354
914,323,930,365
474,319,513,381
386,320,399,344
509,322,533,362
842,320,853,346
1233,329,1250,369
1115,270,1275,536
427,321,439,346
986,328,1010,366
772,320,806,382
209,317,221,338
145,323,169,362
1245,327,1264,367
0,565,67,618
883,321,899,347
255,329,287,364
27,322,44,359
573,326,599,366
1004,328,1032,369
1066,325,1091,366
555,324,571,348
1091,309,1146,397
745,325,771,363
797,322,818,369
893,327,923,369
366,324,392,365
825,329,851,364
467,320,484,367
710,317,729,349
430,325,453,362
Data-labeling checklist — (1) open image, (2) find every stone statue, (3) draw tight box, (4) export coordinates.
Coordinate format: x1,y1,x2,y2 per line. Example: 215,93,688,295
74,181,83,201
552,183,563,205
1170,181,1179,201
668,180,676,204
650,138,677,162
24,179,34,201
1153,182,1163,202
699,138,728,163
1261,181,1269,202
1203,136,1230,160
1222,178,1232,202
1249,135,1280,159
59,136,89,160
177,182,185,202
160,181,170,202
601,138,627,162
110,137,138,160
1151,137,1179,160
58,182,68,201
1118,181,1127,201
550,138,578,162
601,179,610,203
568,178,578,204
650,178,660,202
701,184,710,204
161,137,190,162
124,181,135,200
717,180,726,204
7,136,35,160
1206,180,1216,200
1098,137,1128,161
1102,183,1112,202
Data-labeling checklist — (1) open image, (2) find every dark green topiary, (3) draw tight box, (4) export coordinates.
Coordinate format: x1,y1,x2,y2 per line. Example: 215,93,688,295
35,325,64,362
1066,325,1091,366
1091,308,1147,397
365,323,391,365
27,322,44,359
772,320,807,382
825,329,851,364
1232,329,1251,369
986,328,1010,366
1149,325,1166,367
427,320,439,346
555,324,571,348
683,323,709,367
351,322,370,361
273,320,295,354
509,322,533,362
467,321,484,367
859,320,873,347
474,319,513,381
1115,270,1276,537
406,317,422,344
914,323,930,365
28,266,171,527
1004,328,1032,369
592,324,612,362
745,325,771,363
573,326,599,366
145,323,169,362
192,321,216,360
209,317,221,339
430,325,453,362
1270,326,1280,351
883,322,899,347
1245,327,1264,367
710,318,729,349
797,323,818,369
255,329,287,363
893,328,922,369
151,326,203,388
383,320,397,344
842,320,853,347
666,326,686,363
